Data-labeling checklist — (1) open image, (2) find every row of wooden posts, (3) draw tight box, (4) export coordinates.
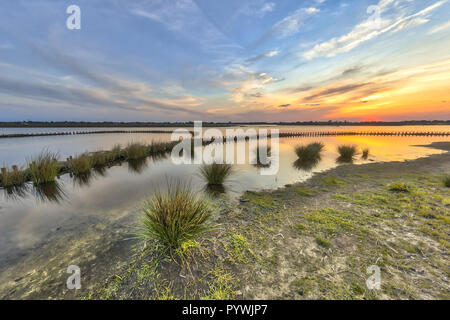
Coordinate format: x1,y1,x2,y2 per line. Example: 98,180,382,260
1,130,449,139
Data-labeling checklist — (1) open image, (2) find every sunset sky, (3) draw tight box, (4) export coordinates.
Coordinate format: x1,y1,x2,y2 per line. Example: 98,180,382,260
0,0,449,122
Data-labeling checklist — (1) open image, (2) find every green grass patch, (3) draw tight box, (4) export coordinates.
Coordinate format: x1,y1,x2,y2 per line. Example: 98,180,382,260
388,183,412,193
323,177,347,186
202,267,236,300
303,208,370,236
315,236,331,248
241,191,277,209
294,187,317,196
225,233,253,264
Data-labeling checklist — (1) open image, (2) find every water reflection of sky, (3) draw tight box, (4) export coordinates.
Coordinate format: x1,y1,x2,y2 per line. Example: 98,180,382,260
0,127,449,298
1,125,449,166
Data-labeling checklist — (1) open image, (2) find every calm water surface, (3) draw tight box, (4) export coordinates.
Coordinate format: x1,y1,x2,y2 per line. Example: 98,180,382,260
0,125,449,298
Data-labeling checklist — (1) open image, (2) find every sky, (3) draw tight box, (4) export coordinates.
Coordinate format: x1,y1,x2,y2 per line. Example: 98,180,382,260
0,0,449,122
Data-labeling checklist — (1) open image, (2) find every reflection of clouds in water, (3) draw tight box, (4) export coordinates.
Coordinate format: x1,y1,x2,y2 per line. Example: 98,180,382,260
1,135,449,283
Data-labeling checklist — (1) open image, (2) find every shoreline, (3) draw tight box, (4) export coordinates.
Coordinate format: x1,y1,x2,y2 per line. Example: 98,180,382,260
1,142,449,299
88,142,450,300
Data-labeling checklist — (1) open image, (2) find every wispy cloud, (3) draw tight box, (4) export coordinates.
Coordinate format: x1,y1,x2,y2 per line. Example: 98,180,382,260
428,21,450,34
272,7,320,38
303,0,447,60
245,50,279,64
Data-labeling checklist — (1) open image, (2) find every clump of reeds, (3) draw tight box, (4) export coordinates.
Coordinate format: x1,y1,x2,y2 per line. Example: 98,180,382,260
125,143,148,160
295,142,325,162
107,144,123,162
199,162,233,185
27,151,59,184
337,145,358,163
149,141,171,154
138,182,215,248
443,175,450,188
91,152,108,167
362,148,370,160
67,153,93,175
0,165,27,188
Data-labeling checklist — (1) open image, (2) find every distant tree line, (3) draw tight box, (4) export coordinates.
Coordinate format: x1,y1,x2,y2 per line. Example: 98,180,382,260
0,120,449,128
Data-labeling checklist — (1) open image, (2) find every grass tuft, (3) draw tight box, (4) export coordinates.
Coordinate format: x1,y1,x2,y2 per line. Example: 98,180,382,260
125,143,148,160
27,151,59,184
67,153,93,175
91,152,108,167
337,145,358,162
199,162,233,185
0,165,27,188
139,181,215,249
295,142,325,162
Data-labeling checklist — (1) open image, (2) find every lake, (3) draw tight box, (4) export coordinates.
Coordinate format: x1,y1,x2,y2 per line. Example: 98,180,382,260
0,125,449,298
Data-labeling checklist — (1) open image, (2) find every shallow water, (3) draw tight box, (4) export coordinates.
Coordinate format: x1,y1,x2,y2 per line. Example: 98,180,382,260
0,125,449,298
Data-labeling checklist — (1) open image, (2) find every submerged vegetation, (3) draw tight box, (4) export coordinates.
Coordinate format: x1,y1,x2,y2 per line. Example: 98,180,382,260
138,182,215,249
199,162,233,185
27,151,60,185
337,145,358,163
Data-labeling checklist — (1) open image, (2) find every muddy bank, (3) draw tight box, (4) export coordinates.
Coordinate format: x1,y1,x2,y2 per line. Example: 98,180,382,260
88,142,450,300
